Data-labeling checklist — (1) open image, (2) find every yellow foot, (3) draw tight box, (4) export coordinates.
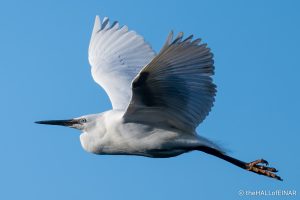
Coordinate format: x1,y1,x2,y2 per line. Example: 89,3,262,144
246,159,282,181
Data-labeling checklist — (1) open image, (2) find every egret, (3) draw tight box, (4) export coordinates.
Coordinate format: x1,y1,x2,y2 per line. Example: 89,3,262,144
36,16,282,181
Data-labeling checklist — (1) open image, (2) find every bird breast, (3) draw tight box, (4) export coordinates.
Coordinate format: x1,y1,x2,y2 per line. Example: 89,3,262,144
79,110,197,157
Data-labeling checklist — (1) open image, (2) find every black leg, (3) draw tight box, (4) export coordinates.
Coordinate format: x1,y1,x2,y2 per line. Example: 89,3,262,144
195,146,282,181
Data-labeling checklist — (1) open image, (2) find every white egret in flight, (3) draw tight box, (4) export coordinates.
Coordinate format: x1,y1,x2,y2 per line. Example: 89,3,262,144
36,16,282,181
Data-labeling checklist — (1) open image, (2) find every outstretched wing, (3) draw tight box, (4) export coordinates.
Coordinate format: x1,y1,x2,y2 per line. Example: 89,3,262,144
124,32,216,132
88,16,155,110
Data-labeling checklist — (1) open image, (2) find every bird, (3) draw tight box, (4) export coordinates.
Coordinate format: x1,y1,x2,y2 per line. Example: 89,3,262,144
36,16,282,181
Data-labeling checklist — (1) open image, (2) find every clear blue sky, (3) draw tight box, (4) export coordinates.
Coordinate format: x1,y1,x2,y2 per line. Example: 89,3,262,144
1,0,299,199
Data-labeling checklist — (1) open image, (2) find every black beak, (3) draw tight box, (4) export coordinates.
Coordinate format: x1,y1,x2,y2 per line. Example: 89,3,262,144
35,119,79,127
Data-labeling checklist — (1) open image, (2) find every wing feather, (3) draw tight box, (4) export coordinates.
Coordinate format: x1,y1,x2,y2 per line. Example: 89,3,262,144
124,32,216,132
88,16,155,110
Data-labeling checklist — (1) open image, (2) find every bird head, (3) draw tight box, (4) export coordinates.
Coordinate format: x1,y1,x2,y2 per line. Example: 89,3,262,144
35,114,101,131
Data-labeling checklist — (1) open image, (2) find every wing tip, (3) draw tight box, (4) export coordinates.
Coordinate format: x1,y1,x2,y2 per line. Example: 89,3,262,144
95,15,100,22
91,15,101,36
93,15,121,32
161,31,202,49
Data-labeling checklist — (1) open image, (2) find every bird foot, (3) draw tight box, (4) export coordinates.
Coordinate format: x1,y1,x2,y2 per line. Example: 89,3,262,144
245,159,282,181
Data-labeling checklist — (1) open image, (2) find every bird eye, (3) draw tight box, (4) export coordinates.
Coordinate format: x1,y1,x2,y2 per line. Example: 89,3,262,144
80,118,87,123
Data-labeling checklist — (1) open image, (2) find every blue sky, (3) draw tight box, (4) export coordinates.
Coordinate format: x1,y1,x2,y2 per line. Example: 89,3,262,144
1,0,299,199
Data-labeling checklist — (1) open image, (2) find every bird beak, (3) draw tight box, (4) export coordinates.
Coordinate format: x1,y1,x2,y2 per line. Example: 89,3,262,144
35,119,80,127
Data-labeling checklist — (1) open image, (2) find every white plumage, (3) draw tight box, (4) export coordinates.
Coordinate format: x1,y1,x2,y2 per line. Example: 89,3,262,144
89,16,155,110
36,16,282,181
81,16,218,156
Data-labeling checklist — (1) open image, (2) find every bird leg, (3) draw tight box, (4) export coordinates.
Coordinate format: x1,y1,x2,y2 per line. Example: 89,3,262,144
195,146,282,181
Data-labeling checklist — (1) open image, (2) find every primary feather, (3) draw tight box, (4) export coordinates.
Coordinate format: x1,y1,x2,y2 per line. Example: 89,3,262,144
89,16,155,110
124,31,216,132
